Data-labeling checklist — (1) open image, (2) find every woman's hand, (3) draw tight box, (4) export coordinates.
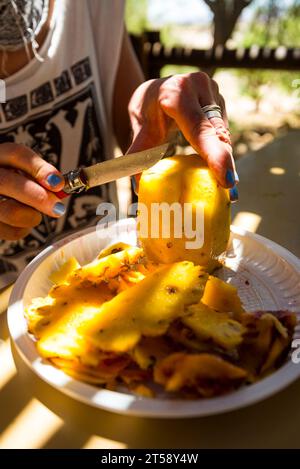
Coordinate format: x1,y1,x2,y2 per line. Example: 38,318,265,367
0,143,66,240
128,72,238,191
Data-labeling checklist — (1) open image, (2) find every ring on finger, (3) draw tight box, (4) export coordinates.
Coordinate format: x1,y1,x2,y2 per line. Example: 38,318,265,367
201,104,222,120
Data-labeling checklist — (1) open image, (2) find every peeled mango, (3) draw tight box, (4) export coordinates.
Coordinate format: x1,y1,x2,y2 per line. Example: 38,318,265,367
138,154,230,272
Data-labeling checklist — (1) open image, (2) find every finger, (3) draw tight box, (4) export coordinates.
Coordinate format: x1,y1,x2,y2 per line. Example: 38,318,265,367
217,94,229,129
126,130,149,193
208,118,231,145
0,198,42,228
198,78,231,145
159,75,236,187
0,168,66,217
127,128,165,194
213,94,231,144
127,128,161,154
0,220,31,240
160,94,235,187
0,143,65,192
216,94,239,183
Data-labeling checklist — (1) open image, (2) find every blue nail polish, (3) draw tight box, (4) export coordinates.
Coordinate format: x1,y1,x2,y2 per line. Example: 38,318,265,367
229,186,239,202
53,202,66,216
234,169,239,184
226,169,235,186
47,173,63,188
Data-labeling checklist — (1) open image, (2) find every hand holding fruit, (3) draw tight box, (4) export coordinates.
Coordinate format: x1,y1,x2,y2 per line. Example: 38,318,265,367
128,72,238,193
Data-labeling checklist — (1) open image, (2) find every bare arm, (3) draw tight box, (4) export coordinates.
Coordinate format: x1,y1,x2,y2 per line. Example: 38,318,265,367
112,28,144,153
113,29,237,191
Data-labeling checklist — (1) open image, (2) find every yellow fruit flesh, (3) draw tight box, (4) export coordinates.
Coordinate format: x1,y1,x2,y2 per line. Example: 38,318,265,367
184,301,245,350
34,261,207,360
49,257,80,285
138,155,230,272
202,275,245,318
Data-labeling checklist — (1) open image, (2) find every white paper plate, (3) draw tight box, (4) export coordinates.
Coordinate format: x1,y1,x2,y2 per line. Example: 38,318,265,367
7,219,300,418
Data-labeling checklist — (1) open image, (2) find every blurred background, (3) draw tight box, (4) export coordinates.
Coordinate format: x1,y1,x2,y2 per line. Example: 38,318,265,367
125,0,300,158
0,1,299,451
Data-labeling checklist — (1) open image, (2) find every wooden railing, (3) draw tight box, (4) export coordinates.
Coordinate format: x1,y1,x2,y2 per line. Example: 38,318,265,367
130,31,300,78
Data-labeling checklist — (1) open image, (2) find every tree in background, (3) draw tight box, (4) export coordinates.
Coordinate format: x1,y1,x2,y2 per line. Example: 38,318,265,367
236,0,300,112
203,0,253,48
200,0,253,75
240,0,300,48
124,0,300,113
125,0,148,35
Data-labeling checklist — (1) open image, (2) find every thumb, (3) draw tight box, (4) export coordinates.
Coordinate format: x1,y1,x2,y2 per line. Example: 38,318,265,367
160,98,238,188
127,128,166,195
197,129,238,188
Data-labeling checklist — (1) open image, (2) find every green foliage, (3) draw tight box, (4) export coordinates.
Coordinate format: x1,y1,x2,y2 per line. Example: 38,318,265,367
236,68,299,97
239,70,267,101
160,25,186,48
241,1,300,48
235,0,300,107
125,0,148,34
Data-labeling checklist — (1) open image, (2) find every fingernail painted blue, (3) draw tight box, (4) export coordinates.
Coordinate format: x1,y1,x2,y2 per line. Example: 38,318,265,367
226,169,235,186
53,202,66,216
234,169,239,183
230,186,239,202
47,173,63,187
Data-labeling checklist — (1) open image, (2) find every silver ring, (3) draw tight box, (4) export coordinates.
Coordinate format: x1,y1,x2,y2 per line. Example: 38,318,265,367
201,104,222,120
201,104,222,113
204,110,223,119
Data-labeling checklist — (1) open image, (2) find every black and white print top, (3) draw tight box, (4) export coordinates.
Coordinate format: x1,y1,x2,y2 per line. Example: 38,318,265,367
0,0,125,288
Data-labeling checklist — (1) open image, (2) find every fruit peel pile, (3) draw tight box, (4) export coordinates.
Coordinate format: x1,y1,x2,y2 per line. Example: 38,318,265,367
25,243,296,398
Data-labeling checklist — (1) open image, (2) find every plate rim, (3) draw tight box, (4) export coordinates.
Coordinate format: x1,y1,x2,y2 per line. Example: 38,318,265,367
7,221,300,418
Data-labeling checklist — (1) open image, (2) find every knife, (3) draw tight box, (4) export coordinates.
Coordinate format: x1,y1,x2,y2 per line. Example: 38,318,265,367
56,143,170,199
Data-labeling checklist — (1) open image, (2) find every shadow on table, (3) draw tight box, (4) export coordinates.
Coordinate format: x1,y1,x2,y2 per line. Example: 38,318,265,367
0,373,32,435
232,130,300,258
42,425,90,449
0,309,9,341
11,342,300,449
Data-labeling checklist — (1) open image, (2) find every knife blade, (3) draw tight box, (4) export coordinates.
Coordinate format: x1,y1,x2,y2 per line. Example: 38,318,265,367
56,143,170,199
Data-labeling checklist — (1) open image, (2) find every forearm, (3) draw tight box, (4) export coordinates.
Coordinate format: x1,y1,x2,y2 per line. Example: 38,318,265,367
113,28,144,153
